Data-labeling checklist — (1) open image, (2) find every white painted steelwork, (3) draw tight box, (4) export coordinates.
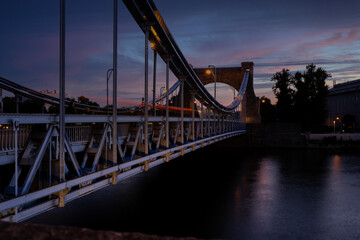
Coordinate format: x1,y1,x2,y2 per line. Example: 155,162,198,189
0,0,251,223
0,129,244,222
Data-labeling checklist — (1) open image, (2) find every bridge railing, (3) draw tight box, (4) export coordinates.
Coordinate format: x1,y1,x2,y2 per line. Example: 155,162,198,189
0,125,95,156
0,123,245,222
66,125,92,143
0,125,31,153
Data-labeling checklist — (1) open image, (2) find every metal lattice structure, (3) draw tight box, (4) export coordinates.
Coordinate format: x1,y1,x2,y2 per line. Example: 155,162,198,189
0,0,253,222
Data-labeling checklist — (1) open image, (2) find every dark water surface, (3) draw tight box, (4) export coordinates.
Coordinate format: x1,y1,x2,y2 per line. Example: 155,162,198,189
30,140,360,239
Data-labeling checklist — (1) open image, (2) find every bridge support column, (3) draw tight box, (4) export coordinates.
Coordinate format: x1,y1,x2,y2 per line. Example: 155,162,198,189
143,23,153,155
152,50,157,116
112,0,118,166
13,121,19,197
221,115,224,134
207,109,210,137
179,76,186,144
200,102,204,138
190,90,197,141
59,0,66,182
212,112,215,136
164,56,172,148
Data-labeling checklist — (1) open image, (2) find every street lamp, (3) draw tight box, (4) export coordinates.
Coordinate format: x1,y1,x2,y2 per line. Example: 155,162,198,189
206,65,216,99
336,116,343,133
150,42,157,116
106,68,114,115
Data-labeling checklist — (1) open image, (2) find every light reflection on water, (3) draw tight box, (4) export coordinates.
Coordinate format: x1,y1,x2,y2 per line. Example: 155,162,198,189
30,148,360,240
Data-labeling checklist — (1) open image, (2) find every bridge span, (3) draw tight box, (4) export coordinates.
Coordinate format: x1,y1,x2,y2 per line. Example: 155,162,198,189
0,0,259,222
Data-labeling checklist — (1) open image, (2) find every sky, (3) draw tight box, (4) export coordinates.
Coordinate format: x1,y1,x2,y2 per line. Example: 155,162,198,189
1,0,360,106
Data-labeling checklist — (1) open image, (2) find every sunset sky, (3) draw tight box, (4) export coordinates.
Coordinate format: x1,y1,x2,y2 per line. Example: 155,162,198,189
1,0,360,106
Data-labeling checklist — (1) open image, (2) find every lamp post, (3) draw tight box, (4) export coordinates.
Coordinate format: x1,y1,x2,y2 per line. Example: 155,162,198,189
112,0,118,166
336,116,342,133
151,42,157,116
106,68,114,115
59,0,66,182
206,65,216,99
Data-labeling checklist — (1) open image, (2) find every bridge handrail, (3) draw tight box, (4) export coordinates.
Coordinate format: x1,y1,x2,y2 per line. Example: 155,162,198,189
0,129,245,213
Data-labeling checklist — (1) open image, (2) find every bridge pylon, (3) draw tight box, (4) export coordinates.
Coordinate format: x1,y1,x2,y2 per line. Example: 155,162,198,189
192,62,260,123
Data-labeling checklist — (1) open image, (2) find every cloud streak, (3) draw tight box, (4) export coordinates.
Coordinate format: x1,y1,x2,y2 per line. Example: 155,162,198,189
1,0,360,106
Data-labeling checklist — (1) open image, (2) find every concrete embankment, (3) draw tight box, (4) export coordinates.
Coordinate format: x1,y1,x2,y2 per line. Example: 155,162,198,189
216,123,306,149
218,123,360,149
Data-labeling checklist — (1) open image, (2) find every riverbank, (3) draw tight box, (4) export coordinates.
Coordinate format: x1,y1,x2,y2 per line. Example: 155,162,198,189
220,123,360,149
0,221,206,240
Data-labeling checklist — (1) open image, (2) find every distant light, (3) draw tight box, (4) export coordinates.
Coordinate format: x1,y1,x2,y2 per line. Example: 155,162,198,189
336,117,340,120
150,42,155,49
206,69,212,75
261,99,266,103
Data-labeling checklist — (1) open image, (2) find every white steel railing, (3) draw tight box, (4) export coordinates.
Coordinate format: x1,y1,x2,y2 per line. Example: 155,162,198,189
0,129,245,222
66,125,92,143
0,125,93,154
0,125,31,153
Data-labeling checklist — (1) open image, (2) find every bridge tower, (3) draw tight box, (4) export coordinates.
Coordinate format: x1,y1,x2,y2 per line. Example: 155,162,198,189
192,62,260,123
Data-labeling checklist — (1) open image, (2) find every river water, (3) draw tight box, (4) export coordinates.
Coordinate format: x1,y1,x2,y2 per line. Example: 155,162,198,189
29,139,360,239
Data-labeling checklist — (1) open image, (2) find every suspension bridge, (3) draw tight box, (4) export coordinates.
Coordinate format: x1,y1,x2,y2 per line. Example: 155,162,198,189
0,0,260,222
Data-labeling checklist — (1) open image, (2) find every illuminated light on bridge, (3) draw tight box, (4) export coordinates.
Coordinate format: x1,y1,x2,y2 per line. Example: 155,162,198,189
0,0,260,222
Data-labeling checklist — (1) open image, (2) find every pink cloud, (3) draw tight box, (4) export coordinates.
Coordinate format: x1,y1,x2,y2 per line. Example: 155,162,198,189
256,65,303,75
295,28,360,53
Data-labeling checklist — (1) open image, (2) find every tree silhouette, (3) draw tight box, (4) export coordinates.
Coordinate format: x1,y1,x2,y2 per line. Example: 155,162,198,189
292,64,330,131
2,96,46,113
77,96,99,107
271,64,330,131
259,96,276,122
271,69,294,122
